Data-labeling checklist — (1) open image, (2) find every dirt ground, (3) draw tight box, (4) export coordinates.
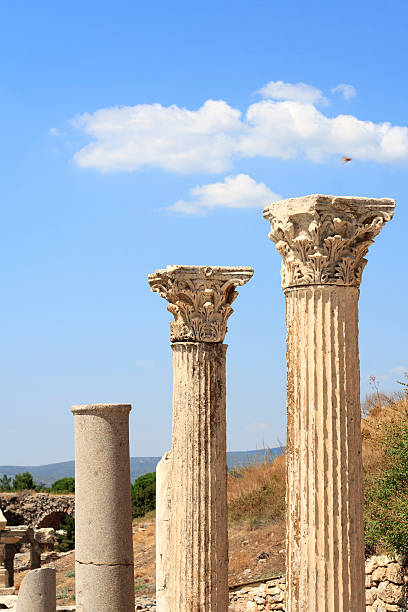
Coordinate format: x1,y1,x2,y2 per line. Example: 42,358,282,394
14,514,285,606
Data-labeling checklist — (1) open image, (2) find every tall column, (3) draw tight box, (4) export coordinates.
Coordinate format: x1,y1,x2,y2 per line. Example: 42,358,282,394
72,403,135,612
156,451,172,612
149,265,253,612
264,195,395,612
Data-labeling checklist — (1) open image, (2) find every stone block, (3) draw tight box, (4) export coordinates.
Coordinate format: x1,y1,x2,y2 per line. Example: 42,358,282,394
377,580,405,605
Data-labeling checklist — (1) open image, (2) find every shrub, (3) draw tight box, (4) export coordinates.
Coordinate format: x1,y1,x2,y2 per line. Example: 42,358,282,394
131,472,156,518
0,475,11,492
12,472,35,491
55,515,75,552
364,418,408,557
50,478,75,494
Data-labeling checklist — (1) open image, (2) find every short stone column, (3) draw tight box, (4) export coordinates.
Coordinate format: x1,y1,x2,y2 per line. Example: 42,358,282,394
149,265,253,611
16,567,56,612
72,403,135,612
264,195,395,612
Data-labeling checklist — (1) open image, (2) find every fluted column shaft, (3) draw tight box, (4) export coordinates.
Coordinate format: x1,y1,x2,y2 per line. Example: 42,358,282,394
149,265,253,612
263,194,395,612
285,285,364,612
170,342,228,611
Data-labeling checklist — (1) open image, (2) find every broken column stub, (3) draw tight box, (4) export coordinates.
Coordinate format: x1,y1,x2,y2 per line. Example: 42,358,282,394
149,265,253,612
264,195,395,612
72,403,135,612
16,567,56,612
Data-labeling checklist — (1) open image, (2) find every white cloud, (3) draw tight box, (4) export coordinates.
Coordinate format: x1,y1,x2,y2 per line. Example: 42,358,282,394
72,81,408,172
49,127,64,137
331,83,357,101
168,174,280,214
73,100,243,173
258,80,328,105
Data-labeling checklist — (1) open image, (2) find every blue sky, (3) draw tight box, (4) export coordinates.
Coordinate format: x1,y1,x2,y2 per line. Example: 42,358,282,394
1,0,407,464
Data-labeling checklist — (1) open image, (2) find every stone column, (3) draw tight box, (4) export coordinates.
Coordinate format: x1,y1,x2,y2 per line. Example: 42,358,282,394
0,544,8,590
16,567,56,612
72,403,135,612
4,544,17,587
149,265,253,611
156,451,172,612
264,195,395,612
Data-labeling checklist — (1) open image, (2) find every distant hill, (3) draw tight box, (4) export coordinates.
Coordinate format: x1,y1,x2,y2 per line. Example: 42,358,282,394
0,448,282,486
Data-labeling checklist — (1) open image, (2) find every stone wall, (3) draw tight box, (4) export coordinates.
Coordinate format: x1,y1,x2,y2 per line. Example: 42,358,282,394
228,556,408,611
0,494,74,528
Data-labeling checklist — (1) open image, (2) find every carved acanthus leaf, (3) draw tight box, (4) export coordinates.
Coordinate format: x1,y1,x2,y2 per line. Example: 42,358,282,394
148,265,253,342
263,195,395,289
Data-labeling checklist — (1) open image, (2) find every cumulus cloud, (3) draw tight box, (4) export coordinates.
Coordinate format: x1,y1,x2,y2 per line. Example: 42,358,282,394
73,100,243,173
331,83,357,101
258,80,328,105
72,81,408,172
168,174,281,214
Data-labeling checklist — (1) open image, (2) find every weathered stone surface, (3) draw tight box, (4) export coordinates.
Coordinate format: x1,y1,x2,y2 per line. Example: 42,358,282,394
0,510,6,531
74,562,134,612
72,403,135,612
156,452,171,612
170,342,229,611
264,195,395,612
377,580,405,605
0,494,74,529
264,194,395,289
386,563,404,585
16,567,56,611
148,265,253,342
150,265,252,612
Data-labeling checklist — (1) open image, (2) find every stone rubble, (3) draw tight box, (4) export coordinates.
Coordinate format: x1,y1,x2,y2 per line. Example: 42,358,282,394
228,556,408,611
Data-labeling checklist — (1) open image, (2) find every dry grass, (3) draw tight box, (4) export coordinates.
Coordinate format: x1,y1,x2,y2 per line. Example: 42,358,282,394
362,381,408,478
227,450,286,524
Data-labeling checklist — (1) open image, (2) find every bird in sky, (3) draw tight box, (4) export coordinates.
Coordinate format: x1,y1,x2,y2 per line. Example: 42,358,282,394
342,156,352,164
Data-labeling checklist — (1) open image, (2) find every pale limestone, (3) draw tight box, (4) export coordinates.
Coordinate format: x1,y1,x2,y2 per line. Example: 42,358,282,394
148,265,253,342
156,452,171,612
150,265,252,612
72,403,135,612
264,195,395,612
16,567,56,612
170,341,228,610
0,510,6,531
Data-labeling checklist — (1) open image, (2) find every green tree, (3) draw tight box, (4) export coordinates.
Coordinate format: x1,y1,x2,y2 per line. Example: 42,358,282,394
50,478,75,494
365,419,408,558
131,472,156,518
0,475,12,492
55,515,75,552
12,472,35,491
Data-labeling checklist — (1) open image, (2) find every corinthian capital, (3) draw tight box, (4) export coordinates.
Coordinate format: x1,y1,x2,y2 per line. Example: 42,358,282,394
148,265,253,342
263,194,395,289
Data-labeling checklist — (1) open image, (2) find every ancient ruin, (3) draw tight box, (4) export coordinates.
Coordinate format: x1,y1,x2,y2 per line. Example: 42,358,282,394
72,403,135,612
149,265,253,611
0,493,74,530
263,195,395,612
0,508,49,598
2,195,400,612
